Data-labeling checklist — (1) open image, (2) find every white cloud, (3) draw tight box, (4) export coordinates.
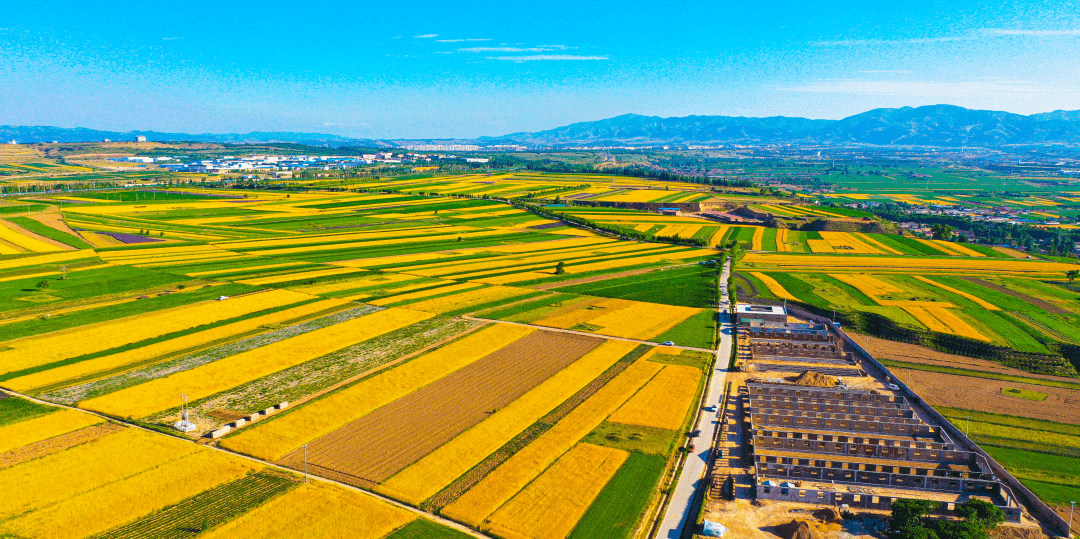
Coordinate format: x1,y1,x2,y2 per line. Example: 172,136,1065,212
162,37,183,41
859,70,911,74
435,38,490,43
414,34,438,38
486,54,610,62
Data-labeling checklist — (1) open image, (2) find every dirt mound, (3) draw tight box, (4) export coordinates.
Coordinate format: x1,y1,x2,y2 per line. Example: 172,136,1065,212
777,518,844,539
812,508,842,523
793,371,838,388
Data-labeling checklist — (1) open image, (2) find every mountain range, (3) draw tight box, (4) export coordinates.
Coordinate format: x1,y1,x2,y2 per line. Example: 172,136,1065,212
4,105,1080,148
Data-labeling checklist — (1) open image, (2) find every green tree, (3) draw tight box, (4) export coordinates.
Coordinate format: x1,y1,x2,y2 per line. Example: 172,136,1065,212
889,499,935,539
554,261,566,275
953,499,1004,530
931,223,955,241
1066,269,1079,283
36,280,50,289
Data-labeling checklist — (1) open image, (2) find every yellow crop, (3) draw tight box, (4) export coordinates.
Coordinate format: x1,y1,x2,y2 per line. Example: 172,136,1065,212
608,364,701,430
817,232,880,254
0,289,315,376
0,410,104,454
0,220,63,252
911,276,1000,310
775,229,789,252
289,272,416,295
903,306,990,341
854,233,904,255
213,224,471,250
741,253,1075,276
368,281,480,306
236,266,361,285
586,301,698,340
4,298,348,392
220,323,530,461
484,443,628,539
404,241,645,279
749,272,796,301
0,428,197,520
200,481,415,539
483,247,713,285
250,229,509,257
80,307,432,419
402,285,532,314
185,261,309,277
378,339,638,505
442,358,662,526
2,450,256,539
806,239,835,253
830,273,903,297
932,239,985,257
751,227,765,251
0,249,95,271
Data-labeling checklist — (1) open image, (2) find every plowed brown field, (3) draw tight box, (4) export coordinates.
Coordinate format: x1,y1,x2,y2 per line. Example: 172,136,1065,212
0,423,125,469
906,369,1080,425
279,331,604,485
850,332,1080,384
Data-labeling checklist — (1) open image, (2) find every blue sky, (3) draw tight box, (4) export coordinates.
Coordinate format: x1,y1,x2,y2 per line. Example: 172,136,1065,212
2,0,1079,138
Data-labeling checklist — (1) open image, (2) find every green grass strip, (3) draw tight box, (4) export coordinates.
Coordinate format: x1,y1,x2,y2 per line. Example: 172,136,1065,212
0,396,58,427
383,519,474,539
7,217,94,249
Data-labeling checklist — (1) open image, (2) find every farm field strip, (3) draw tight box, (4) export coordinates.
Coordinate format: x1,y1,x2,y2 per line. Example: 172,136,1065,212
376,339,640,505
78,307,433,419
144,316,484,436
483,443,628,539
283,331,603,486
441,357,664,526
40,304,379,406
0,448,258,539
0,409,105,454
3,298,351,393
219,323,531,461
194,481,419,539
607,363,700,430
0,289,315,376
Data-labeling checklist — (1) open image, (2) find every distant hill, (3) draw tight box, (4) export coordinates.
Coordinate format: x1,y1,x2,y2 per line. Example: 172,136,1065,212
4,105,1080,147
0,126,380,146
486,105,1080,147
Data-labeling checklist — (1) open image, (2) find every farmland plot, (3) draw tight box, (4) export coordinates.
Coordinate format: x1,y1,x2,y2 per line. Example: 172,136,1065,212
278,331,604,485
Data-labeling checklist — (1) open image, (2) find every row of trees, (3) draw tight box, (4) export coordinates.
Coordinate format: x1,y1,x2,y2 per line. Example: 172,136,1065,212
889,499,1004,539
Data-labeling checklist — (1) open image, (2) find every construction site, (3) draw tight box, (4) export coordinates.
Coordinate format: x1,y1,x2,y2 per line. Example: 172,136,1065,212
695,304,1067,539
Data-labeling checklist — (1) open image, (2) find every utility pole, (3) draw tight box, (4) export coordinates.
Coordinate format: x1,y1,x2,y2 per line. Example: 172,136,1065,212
1068,501,1074,537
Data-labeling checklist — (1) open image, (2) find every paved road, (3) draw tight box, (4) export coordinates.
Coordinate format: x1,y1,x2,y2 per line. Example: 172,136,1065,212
460,316,716,354
655,258,733,539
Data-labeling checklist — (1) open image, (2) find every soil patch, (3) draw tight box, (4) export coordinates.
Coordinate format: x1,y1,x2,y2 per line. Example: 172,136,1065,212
278,331,604,485
848,333,1080,385
0,422,124,469
906,370,1080,425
